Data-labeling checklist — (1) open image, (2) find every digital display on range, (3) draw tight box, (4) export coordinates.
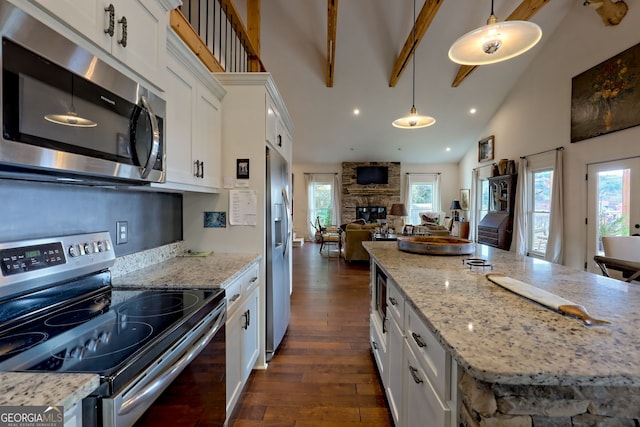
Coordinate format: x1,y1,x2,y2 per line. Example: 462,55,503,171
0,242,66,276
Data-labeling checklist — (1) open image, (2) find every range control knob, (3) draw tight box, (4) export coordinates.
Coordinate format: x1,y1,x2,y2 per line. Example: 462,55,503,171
85,338,98,352
68,245,80,257
69,346,86,360
97,241,105,252
84,242,94,254
98,331,111,345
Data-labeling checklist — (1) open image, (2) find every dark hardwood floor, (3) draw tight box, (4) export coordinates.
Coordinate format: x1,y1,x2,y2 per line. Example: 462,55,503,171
135,242,392,426
229,242,392,427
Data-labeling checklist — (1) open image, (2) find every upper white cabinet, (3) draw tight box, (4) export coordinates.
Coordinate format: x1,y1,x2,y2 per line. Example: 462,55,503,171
30,0,172,88
158,30,225,193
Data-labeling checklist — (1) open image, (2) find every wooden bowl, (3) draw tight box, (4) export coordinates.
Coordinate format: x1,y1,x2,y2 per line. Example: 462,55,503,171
397,235,475,255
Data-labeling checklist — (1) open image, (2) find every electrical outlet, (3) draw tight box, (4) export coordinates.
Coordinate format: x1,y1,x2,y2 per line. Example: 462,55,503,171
116,221,129,245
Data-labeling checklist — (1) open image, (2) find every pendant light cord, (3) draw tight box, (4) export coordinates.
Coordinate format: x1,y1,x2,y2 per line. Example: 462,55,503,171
490,0,495,15
411,0,416,108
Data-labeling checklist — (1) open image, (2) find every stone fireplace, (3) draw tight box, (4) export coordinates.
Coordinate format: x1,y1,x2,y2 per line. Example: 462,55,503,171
341,162,401,224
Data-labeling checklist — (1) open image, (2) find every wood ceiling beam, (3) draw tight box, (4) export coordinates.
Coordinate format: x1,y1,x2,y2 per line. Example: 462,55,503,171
451,0,552,88
327,0,338,87
389,0,444,88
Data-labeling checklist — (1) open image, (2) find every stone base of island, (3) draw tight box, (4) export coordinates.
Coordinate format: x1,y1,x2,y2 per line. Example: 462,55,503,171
363,241,640,427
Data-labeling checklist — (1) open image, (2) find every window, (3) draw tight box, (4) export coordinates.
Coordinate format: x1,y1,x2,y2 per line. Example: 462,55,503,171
406,175,440,225
309,181,333,227
529,169,553,256
478,179,490,223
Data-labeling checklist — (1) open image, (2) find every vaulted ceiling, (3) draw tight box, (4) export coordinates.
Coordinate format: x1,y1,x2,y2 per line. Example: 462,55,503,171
244,1,580,165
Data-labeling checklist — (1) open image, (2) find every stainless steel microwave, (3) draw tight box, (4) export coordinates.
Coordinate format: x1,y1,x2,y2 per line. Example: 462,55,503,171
0,1,165,185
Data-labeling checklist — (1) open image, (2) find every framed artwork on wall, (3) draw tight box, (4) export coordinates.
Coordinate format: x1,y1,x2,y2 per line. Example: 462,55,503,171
236,158,250,179
571,42,640,142
460,189,470,210
478,135,494,162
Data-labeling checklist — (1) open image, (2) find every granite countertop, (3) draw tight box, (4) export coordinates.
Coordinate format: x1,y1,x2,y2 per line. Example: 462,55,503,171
112,252,261,289
363,241,640,387
0,373,99,411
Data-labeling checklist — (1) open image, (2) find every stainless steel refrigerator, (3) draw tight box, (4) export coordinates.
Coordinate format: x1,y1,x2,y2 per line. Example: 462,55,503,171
265,146,291,361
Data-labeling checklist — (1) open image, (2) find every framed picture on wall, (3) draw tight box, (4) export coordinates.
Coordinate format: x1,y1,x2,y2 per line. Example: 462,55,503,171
236,158,250,179
460,189,470,210
478,135,494,162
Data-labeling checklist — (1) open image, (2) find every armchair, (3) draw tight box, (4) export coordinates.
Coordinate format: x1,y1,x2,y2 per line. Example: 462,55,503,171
341,222,378,262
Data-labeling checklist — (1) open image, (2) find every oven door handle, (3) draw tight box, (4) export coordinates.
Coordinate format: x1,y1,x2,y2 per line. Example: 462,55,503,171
117,306,226,416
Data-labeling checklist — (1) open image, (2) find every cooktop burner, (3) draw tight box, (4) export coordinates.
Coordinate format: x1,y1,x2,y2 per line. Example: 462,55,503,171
463,258,494,270
117,291,200,318
0,332,48,357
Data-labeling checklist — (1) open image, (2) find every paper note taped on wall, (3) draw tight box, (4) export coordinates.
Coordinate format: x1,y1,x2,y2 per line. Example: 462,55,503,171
229,189,258,225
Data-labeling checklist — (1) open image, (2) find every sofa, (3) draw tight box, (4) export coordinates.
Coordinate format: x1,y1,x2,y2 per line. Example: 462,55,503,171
341,222,379,262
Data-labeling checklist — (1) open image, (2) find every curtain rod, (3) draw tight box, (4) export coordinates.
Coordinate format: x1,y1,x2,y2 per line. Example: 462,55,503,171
303,172,338,175
472,163,494,171
405,172,440,175
520,146,564,159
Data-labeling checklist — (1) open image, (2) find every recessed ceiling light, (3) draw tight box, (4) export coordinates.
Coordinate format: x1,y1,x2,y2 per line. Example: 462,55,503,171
446,147,451,152
353,109,360,115
470,108,477,115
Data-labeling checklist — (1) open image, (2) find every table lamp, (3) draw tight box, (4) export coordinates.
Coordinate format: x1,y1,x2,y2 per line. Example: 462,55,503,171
450,200,462,222
389,203,408,233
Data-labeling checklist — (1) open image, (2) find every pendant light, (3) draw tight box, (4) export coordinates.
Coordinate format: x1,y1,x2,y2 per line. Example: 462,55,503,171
44,76,97,128
448,0,542,66
392,0,435,129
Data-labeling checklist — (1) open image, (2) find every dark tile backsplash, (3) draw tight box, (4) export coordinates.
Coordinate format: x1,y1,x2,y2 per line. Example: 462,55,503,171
0,179,182,256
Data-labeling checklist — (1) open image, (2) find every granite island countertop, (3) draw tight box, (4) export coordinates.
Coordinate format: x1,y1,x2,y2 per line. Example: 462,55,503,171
363,241,640,387
111,252,261,289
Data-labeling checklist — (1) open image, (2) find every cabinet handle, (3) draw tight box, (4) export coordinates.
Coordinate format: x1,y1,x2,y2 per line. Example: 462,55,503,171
118,16,128,47
277,134,282,147
247,309,251,327
104,4,115,37
372,341,378,350
250,276,258,283
241,311,248,330
229,293,240,302
409,365,424,384
200,161,205,178
411,332,427,348
389,297,397,306
194,160,200,177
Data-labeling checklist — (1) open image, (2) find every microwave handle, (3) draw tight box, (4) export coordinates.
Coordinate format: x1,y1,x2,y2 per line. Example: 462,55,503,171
138,95,160,179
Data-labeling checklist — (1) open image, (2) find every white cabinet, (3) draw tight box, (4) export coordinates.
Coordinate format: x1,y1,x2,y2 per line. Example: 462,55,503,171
159,30,224,193
370,260,458,427
226,263,260,417
30,0,170,87
63,402,81,427
386,279,404,426
266,95,291,161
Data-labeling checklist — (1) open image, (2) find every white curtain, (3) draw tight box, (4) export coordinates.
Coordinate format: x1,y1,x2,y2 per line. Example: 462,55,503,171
469,169,479,241
545,150,564,264
434,174,441,212
402,173,411,208
305,174,318,239
331,174,341,225
512,158,529,255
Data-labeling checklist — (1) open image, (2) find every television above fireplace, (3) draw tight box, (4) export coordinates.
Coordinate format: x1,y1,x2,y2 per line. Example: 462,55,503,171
356,166,388,185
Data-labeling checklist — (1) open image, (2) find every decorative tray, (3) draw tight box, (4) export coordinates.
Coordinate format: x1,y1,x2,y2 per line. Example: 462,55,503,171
397,236,475,255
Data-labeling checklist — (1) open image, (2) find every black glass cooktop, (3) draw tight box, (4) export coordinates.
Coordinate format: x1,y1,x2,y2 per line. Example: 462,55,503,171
0,273,224,383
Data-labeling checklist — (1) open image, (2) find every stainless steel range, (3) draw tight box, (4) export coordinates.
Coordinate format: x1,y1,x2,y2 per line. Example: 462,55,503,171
0,232,226,426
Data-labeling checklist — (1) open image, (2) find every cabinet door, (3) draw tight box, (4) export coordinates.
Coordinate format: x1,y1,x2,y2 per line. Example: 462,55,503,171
226,307,242,415
265,96,278,146
194,85,222,190
404,343,451,427
32,0,110,48
164,57,196,186
387,315,404,426
110,0,166,87
240,286,260,382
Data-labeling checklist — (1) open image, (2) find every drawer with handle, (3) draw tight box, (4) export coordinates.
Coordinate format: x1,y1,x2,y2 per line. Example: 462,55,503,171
405,302,451,402
386,279,404,326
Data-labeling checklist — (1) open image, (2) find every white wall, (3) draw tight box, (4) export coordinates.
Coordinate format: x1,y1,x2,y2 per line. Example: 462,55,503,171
459,2,640,270
292,162,459,239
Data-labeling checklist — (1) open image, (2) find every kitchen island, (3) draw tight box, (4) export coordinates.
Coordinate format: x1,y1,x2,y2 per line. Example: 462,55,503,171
364,241,640,426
